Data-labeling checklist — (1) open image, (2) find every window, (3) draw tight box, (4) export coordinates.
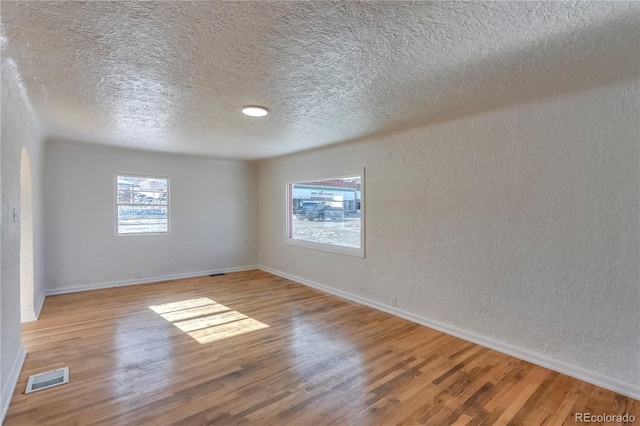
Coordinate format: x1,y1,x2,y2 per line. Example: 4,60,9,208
285,169,364,257
116,173,169,234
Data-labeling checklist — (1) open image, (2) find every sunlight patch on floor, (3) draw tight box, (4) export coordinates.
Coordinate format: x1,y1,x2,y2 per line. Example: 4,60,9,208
149,297,268,344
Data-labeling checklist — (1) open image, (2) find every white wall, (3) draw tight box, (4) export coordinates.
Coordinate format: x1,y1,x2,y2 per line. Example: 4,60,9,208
1,59,44,419
258,79,640,396
43,140,258,293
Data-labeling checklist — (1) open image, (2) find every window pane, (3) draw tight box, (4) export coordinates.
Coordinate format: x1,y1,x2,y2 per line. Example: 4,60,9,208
118,190,167,205
118,205,168,234
289,176,361,249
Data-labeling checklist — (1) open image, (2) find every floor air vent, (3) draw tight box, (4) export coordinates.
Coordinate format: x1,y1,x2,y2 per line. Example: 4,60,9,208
25,367,69,394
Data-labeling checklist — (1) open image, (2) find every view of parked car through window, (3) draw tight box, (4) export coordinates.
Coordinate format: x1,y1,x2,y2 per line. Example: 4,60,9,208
287,175,362,251
116,174,168,234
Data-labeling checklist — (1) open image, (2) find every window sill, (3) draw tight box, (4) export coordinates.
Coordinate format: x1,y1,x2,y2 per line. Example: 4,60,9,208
283,238,364,258
117,231,170,236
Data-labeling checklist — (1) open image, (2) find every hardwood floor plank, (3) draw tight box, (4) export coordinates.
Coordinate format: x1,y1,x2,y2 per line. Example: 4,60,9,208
5,270,637,425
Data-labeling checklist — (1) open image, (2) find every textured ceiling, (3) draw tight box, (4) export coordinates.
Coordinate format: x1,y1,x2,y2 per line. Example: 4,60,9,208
1,1,638,159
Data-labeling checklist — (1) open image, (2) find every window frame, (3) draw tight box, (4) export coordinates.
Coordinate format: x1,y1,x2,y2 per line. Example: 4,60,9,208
115,172,170,236
284,167,365,258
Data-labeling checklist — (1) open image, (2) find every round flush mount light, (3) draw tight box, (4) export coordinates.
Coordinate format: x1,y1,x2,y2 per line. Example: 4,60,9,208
242,105,269,117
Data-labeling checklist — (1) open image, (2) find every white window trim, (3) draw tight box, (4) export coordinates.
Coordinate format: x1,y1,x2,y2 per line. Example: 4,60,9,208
115,172,171,236
283,167,365,258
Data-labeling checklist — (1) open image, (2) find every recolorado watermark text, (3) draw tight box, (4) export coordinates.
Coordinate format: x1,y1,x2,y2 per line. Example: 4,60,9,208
575,412,635,423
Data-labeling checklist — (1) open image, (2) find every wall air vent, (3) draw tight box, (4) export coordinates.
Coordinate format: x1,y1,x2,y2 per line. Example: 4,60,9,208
25,367,69,394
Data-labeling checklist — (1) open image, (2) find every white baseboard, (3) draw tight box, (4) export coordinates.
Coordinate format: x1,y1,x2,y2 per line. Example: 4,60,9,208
259,265,640,400
44,266,258,296
1,346,26,424
21,291,45,323
34,291,45,319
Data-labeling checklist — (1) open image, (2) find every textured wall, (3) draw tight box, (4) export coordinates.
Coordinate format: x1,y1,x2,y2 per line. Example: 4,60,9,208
0,59,44,410
19,148,34,320
43,140,258,292
258,79,640,390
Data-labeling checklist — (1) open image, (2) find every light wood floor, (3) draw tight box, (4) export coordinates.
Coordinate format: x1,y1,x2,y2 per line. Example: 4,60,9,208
6,270,638,425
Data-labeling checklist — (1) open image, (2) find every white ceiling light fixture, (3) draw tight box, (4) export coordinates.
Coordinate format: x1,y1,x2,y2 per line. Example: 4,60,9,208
242,105,269,117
